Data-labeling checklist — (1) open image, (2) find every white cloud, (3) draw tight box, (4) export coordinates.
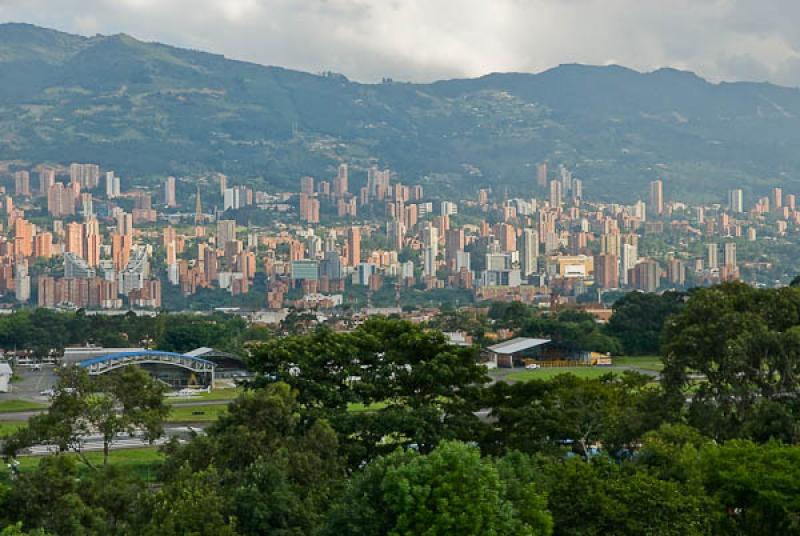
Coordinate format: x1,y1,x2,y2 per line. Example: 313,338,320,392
1,0,800,85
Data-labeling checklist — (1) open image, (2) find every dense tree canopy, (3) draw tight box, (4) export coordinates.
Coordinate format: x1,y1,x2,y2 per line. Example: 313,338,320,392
0,309,270,357
606,290,686,355
5,285,800,534
662,282,800,440
247,317,489,463
323,441,553,536
484,372,672,459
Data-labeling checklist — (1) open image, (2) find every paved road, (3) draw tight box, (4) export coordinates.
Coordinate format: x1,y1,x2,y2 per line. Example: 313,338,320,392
0,366,58,403
0,398,231,422
23,425,208,456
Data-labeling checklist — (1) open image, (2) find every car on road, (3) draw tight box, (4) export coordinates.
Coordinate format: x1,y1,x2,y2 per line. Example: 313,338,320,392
525,363,541,369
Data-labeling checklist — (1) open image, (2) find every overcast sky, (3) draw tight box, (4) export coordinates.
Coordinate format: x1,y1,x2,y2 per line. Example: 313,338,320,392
2,0,800,86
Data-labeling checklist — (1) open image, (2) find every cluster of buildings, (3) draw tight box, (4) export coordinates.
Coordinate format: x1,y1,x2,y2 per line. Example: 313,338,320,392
276,162,800,309
2,164,161,309
0,158,795,313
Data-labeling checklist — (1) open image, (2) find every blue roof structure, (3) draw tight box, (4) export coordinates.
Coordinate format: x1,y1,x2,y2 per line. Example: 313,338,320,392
77,350,215,368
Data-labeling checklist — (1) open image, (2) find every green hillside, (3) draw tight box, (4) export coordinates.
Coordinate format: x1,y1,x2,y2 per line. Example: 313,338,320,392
2,23,800,201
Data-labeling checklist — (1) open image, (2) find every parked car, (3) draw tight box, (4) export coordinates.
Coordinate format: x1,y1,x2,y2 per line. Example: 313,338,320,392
525,363,541,370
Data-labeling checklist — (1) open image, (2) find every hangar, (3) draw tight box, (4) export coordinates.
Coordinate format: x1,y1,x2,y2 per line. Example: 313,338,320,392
62,346,245,388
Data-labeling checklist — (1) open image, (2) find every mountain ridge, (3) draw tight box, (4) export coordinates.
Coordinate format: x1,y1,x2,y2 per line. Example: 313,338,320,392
1,23,800,201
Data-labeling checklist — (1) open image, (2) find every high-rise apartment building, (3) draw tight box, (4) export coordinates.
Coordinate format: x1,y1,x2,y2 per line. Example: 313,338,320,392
83,220,101,267
521,228,539,276
495,223,516,253
116,211,134,236
39,167,56,196
723,242,737,267
47,183,75,218
536,163,548,188
111,233,132,271
594,254,619,289
621,243,638,286
65,222,83,258
165,176,177,207
649,179,664,216
600,232,621,257
69,163,98,189
347,226,361,267
217,219,237,246
667,258,686,286
728,189,744,213
299,193,320,223
300,176,315,195
33,232,53,259
14,171,30,197
445,228,465,271
105,171,116,198
630,260,660,292
772,187,783,210
633,200,647,221
423,224,439,278
706,243,719,270
334,164,349,197
549,180,562,208
14,259,30,302
14,218,34,258
572,178,583,203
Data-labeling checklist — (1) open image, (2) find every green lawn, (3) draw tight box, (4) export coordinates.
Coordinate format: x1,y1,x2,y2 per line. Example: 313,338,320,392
347,401,390,413
613,355,664,372
0,421,24,436
166,387,243,402
506,367,619,382
167,403,228,423
0,399,47,413
0,447,164,483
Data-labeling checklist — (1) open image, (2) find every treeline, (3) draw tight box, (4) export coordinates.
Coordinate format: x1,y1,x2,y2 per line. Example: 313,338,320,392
4,283,800,534
0,309,270,356
0,290,684,360
484,290,687,355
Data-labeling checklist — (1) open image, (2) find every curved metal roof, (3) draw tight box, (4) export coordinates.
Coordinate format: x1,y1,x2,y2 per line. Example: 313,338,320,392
486,337,551,354
77,350,215,368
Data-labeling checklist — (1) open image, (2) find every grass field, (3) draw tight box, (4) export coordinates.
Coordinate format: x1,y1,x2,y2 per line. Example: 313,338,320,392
506,367,620,382
167,403,228,422
613,356,664,372
0,421,23,436
0,400,47,413
0,447,164,483
166,387,243,402
347,401,390,413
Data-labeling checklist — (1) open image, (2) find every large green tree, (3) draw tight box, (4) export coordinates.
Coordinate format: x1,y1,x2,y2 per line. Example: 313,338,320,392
247,317,489,463
662,282,800,440
606,290,686,355
637,425,800,535
0,456,146,535
322,441,553,536
540,457,710,536
484,372,671,458
3,366,169,466
160,383,344,535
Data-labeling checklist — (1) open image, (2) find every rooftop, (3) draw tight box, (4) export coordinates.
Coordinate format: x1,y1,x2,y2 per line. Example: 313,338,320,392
486,337,551,354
